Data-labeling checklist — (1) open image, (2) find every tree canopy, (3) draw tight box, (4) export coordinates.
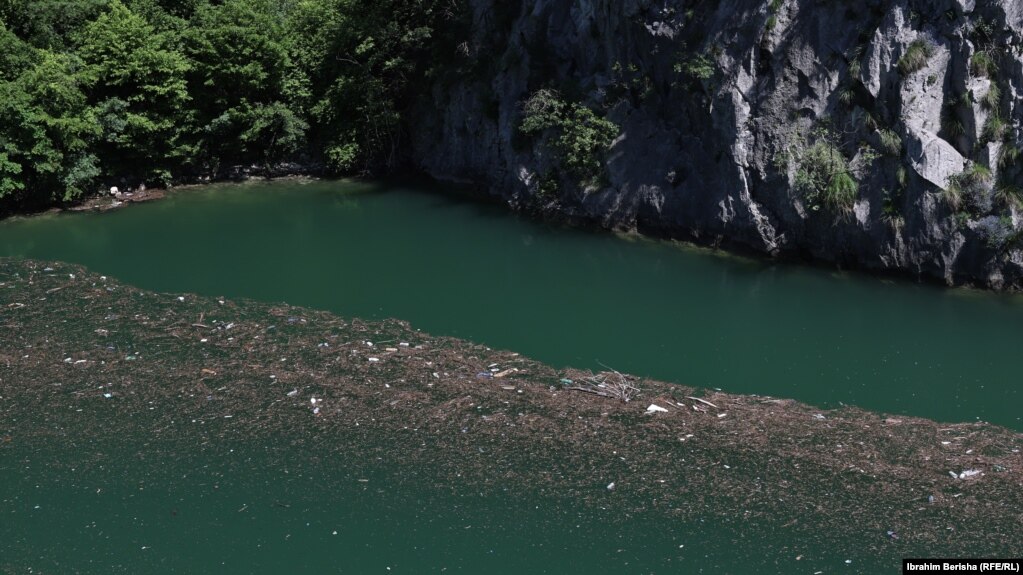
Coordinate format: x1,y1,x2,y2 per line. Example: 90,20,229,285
0,0,466,211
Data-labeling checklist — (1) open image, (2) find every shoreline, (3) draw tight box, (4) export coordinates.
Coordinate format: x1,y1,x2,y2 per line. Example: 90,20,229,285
9,172,1023,297
446,176,1023,295
2,257,1020,561
0,162,325,220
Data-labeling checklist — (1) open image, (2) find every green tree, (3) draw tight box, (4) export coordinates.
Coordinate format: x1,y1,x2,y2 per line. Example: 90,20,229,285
183,0,307,168
240,102,309,170
0,0,471,210
520,89,619,186
1,0,110,50
76,0,191,183
292,0,466,172
0,25,38,80
0,50,101,203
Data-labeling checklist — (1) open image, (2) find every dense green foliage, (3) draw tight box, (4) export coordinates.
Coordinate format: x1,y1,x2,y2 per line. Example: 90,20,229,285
0,0,464,209
520,88,619,188
780,129,860,214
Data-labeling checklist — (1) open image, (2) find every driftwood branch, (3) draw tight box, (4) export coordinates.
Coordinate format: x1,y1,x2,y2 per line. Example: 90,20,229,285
686,396,720,409
566,365,641,403
565,386,617,399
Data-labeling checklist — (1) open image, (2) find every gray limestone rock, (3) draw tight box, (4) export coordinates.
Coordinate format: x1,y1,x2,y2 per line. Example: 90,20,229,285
907,130,967,189
409,0,1023,289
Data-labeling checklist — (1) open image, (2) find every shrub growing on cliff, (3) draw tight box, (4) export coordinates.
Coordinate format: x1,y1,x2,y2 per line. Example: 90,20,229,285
979,84,1008,144
679,53,715,82
945,163,994,212
942,182,963,210
880,189,905,228
520,89,565,133
995,181,1023,210
877,128,902,156
898,39,935,75
970,50,997,78
969,17,997,48
942,99,967,139
557,105,619,180
520,89,619,187
781,130,859,213
982,83,1001,111
983,115,1006,142
998,145,1020,170
975,215,1017,250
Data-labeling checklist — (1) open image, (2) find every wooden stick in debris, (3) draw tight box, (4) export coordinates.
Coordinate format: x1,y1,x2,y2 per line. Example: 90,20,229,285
565,386,616,399
597,361,629,379
686,396,720,409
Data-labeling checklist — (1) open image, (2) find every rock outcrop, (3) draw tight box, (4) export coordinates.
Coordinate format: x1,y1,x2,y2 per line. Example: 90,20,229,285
411,0,1023,289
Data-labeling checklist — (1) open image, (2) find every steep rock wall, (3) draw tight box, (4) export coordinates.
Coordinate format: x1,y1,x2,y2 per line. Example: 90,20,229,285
411,0,1023,289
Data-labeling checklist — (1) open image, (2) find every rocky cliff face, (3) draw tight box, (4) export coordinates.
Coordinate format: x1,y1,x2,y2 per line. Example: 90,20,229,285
411,0,1023,289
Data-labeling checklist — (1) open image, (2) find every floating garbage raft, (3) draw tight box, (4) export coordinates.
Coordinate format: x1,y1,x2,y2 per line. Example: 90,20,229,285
1,258,1021,564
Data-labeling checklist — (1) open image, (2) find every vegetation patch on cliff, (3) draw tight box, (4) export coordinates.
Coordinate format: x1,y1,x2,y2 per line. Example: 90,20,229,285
776,128,873,214
519,88,619,190
898,39,935,76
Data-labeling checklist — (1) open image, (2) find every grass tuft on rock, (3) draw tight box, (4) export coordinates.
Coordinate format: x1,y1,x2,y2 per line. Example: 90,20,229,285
898,39,935,75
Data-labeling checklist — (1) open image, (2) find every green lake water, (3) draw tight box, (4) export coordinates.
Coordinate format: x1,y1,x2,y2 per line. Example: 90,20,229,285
1,179,1019,429
1,179,1019,573
1,440,881,575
